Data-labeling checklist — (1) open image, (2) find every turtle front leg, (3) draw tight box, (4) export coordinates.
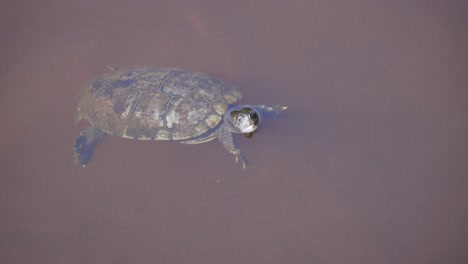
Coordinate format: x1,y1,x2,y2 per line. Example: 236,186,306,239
74,126,106,166
217,125,249,169
253,104,287,118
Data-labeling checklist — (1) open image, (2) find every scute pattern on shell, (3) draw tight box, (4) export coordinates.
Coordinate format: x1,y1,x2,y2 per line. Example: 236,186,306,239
77,68,242,140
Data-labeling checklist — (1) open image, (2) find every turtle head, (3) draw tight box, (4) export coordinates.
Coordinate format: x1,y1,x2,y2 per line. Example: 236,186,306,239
227,107,259,134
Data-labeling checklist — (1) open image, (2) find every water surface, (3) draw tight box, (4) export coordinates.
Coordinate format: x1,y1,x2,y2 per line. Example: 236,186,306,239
1,1,467,263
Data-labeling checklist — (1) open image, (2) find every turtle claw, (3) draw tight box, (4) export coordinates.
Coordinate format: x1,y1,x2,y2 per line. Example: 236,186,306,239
235,153,249,170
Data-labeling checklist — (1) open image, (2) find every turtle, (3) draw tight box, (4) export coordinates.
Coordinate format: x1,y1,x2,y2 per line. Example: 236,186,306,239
74,67,287,168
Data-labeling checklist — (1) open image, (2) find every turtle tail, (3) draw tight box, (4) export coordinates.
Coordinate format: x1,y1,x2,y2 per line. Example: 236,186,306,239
74,127,106,166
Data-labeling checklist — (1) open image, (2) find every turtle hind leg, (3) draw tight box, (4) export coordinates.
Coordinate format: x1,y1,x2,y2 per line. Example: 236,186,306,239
74,126,106,166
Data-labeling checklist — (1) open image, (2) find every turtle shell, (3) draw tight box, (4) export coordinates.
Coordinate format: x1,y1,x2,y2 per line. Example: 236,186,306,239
77,68,242,140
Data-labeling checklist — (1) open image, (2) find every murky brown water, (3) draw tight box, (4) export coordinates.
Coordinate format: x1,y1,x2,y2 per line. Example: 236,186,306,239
1,1,467,263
